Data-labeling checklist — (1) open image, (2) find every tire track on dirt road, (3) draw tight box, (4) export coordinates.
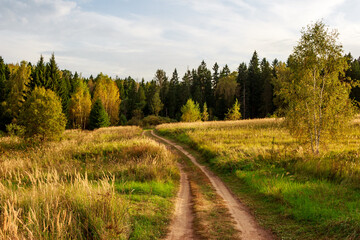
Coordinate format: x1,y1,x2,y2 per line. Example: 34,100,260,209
165,163,195,240
151,130,273,240
144,130,195,239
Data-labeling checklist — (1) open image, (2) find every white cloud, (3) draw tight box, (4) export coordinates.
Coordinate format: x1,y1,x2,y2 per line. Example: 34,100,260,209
0,0,359,79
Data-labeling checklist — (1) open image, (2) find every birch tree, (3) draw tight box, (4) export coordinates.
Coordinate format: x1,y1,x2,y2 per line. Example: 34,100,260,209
274,21,355,154
68,80,92,129
93,73,121,125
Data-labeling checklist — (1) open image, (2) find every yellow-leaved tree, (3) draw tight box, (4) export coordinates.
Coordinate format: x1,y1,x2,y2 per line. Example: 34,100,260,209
68,80,92,129
93,73,121,125
274,21,356,154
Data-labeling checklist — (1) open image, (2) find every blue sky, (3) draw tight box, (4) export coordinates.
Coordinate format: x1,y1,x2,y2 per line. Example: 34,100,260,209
1,0,360,80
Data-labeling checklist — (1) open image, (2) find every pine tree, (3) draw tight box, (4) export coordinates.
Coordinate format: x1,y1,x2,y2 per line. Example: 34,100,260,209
30,55,46,90
154,69,168,116
212,62,220,89
88,98,110,130
180,70,192,105
167,69,179,118
191,68,203,107
197,61,213,111
260,58,274,117
248,51,262,118
135,84,146,111
220,64,230,78
46,53,61,93
237,62,248,118
70,71,81,95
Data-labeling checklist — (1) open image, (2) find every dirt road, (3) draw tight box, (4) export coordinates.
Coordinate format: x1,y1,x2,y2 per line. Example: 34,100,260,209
151,130,273,240
165,163,195,240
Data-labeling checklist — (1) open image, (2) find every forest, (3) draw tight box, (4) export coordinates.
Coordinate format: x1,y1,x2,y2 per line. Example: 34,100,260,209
1,50,360,134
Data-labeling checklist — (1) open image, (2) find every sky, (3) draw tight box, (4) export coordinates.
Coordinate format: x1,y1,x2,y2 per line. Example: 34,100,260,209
1,0,360,80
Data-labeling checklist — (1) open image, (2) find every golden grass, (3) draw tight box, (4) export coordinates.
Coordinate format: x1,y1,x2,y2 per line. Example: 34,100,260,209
157,118,360,183
0,126,179,239
156,118,360,239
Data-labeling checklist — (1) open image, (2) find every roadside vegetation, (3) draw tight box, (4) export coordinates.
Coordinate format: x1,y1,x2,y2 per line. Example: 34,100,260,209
147,130,240,239
0,126,179,239
157,118,360,239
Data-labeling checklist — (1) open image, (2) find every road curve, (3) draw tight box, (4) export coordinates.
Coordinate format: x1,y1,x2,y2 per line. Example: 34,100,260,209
151,130,273,240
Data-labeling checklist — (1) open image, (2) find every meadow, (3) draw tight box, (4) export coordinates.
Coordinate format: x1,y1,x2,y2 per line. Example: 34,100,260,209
0,126,179,240
157,119,360,239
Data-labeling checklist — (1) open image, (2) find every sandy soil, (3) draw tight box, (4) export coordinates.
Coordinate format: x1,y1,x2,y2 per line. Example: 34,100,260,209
165,163,195,240
151,130,273,240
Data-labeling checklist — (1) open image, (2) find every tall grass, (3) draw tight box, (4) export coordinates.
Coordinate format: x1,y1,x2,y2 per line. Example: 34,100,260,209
0,126,179,239
157,119,360,239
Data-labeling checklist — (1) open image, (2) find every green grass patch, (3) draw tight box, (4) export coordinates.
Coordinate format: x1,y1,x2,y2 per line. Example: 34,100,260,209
156,119,360,239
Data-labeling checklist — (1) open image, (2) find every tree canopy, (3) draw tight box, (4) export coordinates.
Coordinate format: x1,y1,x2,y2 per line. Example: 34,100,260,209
18,87,66,140
274,21,355,153
181,99,201,122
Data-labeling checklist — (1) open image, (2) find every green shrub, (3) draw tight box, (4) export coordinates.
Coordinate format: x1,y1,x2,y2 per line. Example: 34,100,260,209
5,123,25,137
18,87,66,140
142,115,166,127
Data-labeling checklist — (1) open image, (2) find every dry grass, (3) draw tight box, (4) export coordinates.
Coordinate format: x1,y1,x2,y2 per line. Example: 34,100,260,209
157,118,360,239
157,118,360,182
0,126,179,239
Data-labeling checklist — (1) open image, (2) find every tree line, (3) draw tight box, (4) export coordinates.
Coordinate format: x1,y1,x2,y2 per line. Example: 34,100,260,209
1,49,360,132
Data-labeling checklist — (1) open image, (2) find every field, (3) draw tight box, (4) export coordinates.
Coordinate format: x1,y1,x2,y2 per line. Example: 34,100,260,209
157,119,360,239
0,126,179,239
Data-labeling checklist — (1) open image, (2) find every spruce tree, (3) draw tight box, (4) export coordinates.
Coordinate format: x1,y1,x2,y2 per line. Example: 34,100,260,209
30,55,46,90
220,64,230,78
46,53,61,93
191,69,203,106
167,69,179,118
260,58,274,117
212,62,220,89
88,99,110,130
237,62,248,118
248,51,262,118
